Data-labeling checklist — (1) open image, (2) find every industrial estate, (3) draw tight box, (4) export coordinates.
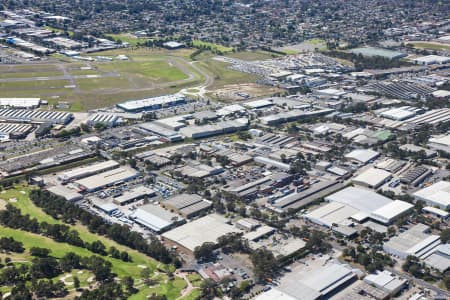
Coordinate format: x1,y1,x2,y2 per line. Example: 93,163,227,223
0,1,449,300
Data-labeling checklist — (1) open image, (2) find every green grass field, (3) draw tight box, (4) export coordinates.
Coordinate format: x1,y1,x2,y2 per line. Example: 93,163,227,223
105,33,150,46
192,40,233,53
225,50,280,61
0,185,204,298
407,41,450,51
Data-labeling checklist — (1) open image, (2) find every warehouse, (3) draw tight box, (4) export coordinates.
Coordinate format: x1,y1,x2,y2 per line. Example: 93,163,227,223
113,186,156,206
117,94,187,112
259,108,334,125
344,149,380,165
399,166,431,186
379,106,420,121
423,244,450,272
162,214,240,253
58,160,120,183
131,203,184,233
180,118,248,139
0,123,33,140
244,99,273,109
161,193,212,218
277,262,357,300
87,113,119,127
350,47,407,59
325,187,392,214
413,181,450,210
255,289,297,300
375,158,406,173
427,134,450,154
370,200,413,224
405,108,450,127
47,185,83,202
413,55,450,65
0,98,41,109
254,156,290,171
363,271,407,296
352,167,392,189
216,104,246,116
137,122,183,142
75,167,139,192
0,109,73,124
383,224,441,259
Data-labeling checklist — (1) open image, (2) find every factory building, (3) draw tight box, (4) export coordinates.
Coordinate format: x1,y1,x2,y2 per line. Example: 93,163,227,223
180,118,248,139
363,271,407,296
74,167,139,192
344,149,380,165
378,106,421,121
413,181,450,210
116,94,187,112
405,108,450,127
413,55,450,65
162,214,241,253
58,160,120,183
428,134,450,154
0,123,33,140
0,109,73,124
383,224,441,260
254,156,291,171
112,186,156,206
0,98,41,109
259,108,334,125
352,167,392,189
131,204,184,233
87,113,119,127
161,193,212,218
47,185,83,202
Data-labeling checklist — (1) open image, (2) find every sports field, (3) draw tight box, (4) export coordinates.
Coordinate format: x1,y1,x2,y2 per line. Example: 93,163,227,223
0,185,201,299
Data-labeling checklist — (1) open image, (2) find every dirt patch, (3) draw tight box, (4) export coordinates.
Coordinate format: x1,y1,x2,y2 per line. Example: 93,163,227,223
210,83,281,102
9,198,17,203
0,198,6,210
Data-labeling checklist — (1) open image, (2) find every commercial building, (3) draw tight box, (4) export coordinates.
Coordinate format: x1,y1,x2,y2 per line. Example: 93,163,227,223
180,118,249,139
161,193,212,218
0,98,40,109
344,149,380,165
383,224,441,259
352,167,392,189
0,109,73,124
364,271,407,296
47,185,83,202
428,134,450,154
162,214,241,252
58,160,120,183
113,186,156,206
131,203,184,233
413,181,450,210
413,55,450,65
74,167,139,192
277,262,357,300
117,94,187,112
87,113,119,127
350,47,407,59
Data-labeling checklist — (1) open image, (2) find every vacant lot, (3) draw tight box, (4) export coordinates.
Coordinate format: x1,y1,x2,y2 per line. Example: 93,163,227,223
406,41,450,51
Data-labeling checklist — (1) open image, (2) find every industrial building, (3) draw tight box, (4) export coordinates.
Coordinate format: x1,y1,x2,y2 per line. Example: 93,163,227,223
216,104,246,116
113,186,156,205
0,98,41,109
161,193,212,218
260,108,334,125
254,156,291,171
162,214,241,253
352,167,392,188
413,55,450,65
307,187,412,226
87,113,119,127
363,271,407,296
350,47,407,59
0,123,33,140
423,244,450,273
413,181,450,210
47,185,83,202
136,122,183,142
428,134,450,154
58,160,120,183
378,106,421,121
399,166,431,186
405,108,450,127
344,149,380,165
383,224,441,260
117,94,187,112
74,167,139,192
0,109,73,124
131,203,184,233
180,118,249,139
276,262,357,300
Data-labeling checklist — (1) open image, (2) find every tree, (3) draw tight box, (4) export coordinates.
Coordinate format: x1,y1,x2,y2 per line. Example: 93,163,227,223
194,242,216,262
250,248,277,281
200,279,219,300
30,247,51,257
441,228,450,243
73,276,80,289
123,276,135,293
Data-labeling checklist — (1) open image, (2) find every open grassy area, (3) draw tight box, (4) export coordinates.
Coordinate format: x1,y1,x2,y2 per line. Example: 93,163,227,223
0,184,199,298
105,33,150,46
225,50,281,61
192,40,233,53
407,41,450,51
